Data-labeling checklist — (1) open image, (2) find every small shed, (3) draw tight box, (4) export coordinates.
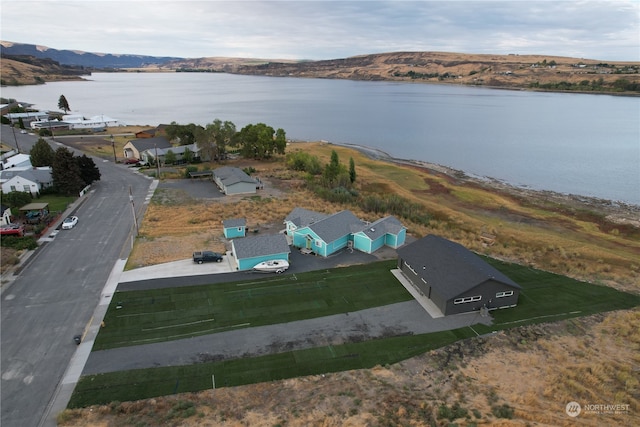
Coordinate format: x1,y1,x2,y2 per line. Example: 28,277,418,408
396,235,521,316
212,167,257,195
231,234,290,271
223,218,247,238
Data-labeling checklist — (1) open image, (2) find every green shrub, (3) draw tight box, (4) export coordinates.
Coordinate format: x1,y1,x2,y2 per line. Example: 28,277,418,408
0,236,38,250
438,402,468,420
491,404,514,419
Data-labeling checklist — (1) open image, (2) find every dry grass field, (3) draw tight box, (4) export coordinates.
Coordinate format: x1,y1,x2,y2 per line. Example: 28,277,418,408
58,309,640,426
118,141,639,293
49,133,640,426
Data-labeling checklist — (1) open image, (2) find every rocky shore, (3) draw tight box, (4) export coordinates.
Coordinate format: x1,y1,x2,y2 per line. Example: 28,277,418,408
329,141,640,228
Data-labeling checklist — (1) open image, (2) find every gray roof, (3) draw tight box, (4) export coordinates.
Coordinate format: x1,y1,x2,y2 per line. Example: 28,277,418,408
232,234,290,259
127,136,171,152
396,234,521,300
223,218,246,228
213,166,255,186
361,216,404,239
154,143,199,156
1,168,52,184
308,210,365,243
284,207,329,228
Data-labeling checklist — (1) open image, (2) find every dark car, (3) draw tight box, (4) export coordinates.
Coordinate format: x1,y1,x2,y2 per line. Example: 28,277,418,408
193,251,223,264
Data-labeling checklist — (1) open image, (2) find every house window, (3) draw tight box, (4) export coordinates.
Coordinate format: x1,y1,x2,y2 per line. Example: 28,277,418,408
496,290,514,298
24,185,31,192
315,239,323,247
237,227,243,232
10,186,17,192
453,295,482,304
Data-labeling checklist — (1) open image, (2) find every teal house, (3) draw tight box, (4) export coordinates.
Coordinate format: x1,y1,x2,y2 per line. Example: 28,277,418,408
352,216,406,253
284,208,406,257
230,234,290,271
223,218,246,238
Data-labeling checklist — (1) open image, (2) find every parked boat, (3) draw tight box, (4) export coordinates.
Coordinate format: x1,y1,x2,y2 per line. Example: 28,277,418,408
252,259,289,273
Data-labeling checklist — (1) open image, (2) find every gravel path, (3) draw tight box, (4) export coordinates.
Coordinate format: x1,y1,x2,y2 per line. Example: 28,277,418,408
83,301,491,375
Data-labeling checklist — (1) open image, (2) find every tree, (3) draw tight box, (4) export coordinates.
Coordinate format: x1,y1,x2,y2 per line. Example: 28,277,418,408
52,147,84,195
1,191,32,209
165,122,202,145
29,138,55,167
164,149,176,165
182,146,194,163
349,157,356,183
76,154,101,185
237,123,286,160
58,95,70,113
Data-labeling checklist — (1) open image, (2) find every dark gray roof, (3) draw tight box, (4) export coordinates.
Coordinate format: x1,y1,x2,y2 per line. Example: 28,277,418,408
308,210,365,243
223,218,246,228
232,234,290,259
127,136,171,152
361,216,404,239
284,207,329,228
213,166,255,185
396,234,521,300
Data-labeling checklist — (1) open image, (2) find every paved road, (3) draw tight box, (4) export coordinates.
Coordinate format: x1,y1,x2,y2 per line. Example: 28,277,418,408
0,131,154,427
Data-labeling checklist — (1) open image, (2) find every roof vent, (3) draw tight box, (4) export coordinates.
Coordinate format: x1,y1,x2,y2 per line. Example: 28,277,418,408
370,228,375,232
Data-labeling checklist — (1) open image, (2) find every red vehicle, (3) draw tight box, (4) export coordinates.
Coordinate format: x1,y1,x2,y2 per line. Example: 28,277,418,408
0,224,24,237
123,158,141,165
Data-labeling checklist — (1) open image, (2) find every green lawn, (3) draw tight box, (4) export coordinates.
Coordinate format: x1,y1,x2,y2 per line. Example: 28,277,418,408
71,258,640,408
94,260,411,350
37,194,76,213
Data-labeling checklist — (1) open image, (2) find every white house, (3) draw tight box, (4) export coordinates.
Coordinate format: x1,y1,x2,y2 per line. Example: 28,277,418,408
1,153,32,170
1,205,12,226
1,168,53,196
62,114,124,129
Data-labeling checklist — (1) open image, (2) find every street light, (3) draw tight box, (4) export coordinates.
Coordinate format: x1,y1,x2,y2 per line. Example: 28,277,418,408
111,134,117,163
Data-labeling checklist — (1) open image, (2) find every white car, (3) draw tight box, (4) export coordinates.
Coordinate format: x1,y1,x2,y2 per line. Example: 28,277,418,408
61,216,78,229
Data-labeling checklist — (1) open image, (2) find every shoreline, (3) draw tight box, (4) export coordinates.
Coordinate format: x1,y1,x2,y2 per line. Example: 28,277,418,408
324,140,640,227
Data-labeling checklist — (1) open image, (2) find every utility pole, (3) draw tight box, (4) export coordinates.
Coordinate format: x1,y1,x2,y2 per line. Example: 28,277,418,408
111,134,117,163
10,124,21,153
155,144,160,178
129,186,139,236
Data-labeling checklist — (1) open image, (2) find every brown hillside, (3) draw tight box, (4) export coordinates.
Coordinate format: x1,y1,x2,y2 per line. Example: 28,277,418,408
0,57,88,86
160,51,640,93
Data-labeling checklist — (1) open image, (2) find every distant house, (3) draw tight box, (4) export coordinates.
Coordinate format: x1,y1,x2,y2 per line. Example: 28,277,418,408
396,235,521,316
230,234,290,271
284,208,406,257
134,125,169,138
62,114,124,129
141,143,200,166
1,153,32,170
1,168,53,196
1,205,12,226
123,136,172,162
212,166,257,195
223,218,247,238
4,111,49,126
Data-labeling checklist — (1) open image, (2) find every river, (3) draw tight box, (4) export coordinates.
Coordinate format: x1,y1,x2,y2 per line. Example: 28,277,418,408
2,72,638,204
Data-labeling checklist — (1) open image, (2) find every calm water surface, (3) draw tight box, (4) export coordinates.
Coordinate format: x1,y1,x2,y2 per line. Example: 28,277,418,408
2,72,638,204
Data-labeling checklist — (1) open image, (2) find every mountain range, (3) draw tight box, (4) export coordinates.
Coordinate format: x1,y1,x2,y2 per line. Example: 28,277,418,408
1,41,181,68
1,41,639,94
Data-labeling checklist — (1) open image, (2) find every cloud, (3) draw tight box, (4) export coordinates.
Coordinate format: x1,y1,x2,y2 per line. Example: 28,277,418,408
1,0,638,60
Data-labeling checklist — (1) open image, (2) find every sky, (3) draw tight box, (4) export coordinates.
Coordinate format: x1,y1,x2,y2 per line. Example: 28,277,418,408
1,1,639,61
